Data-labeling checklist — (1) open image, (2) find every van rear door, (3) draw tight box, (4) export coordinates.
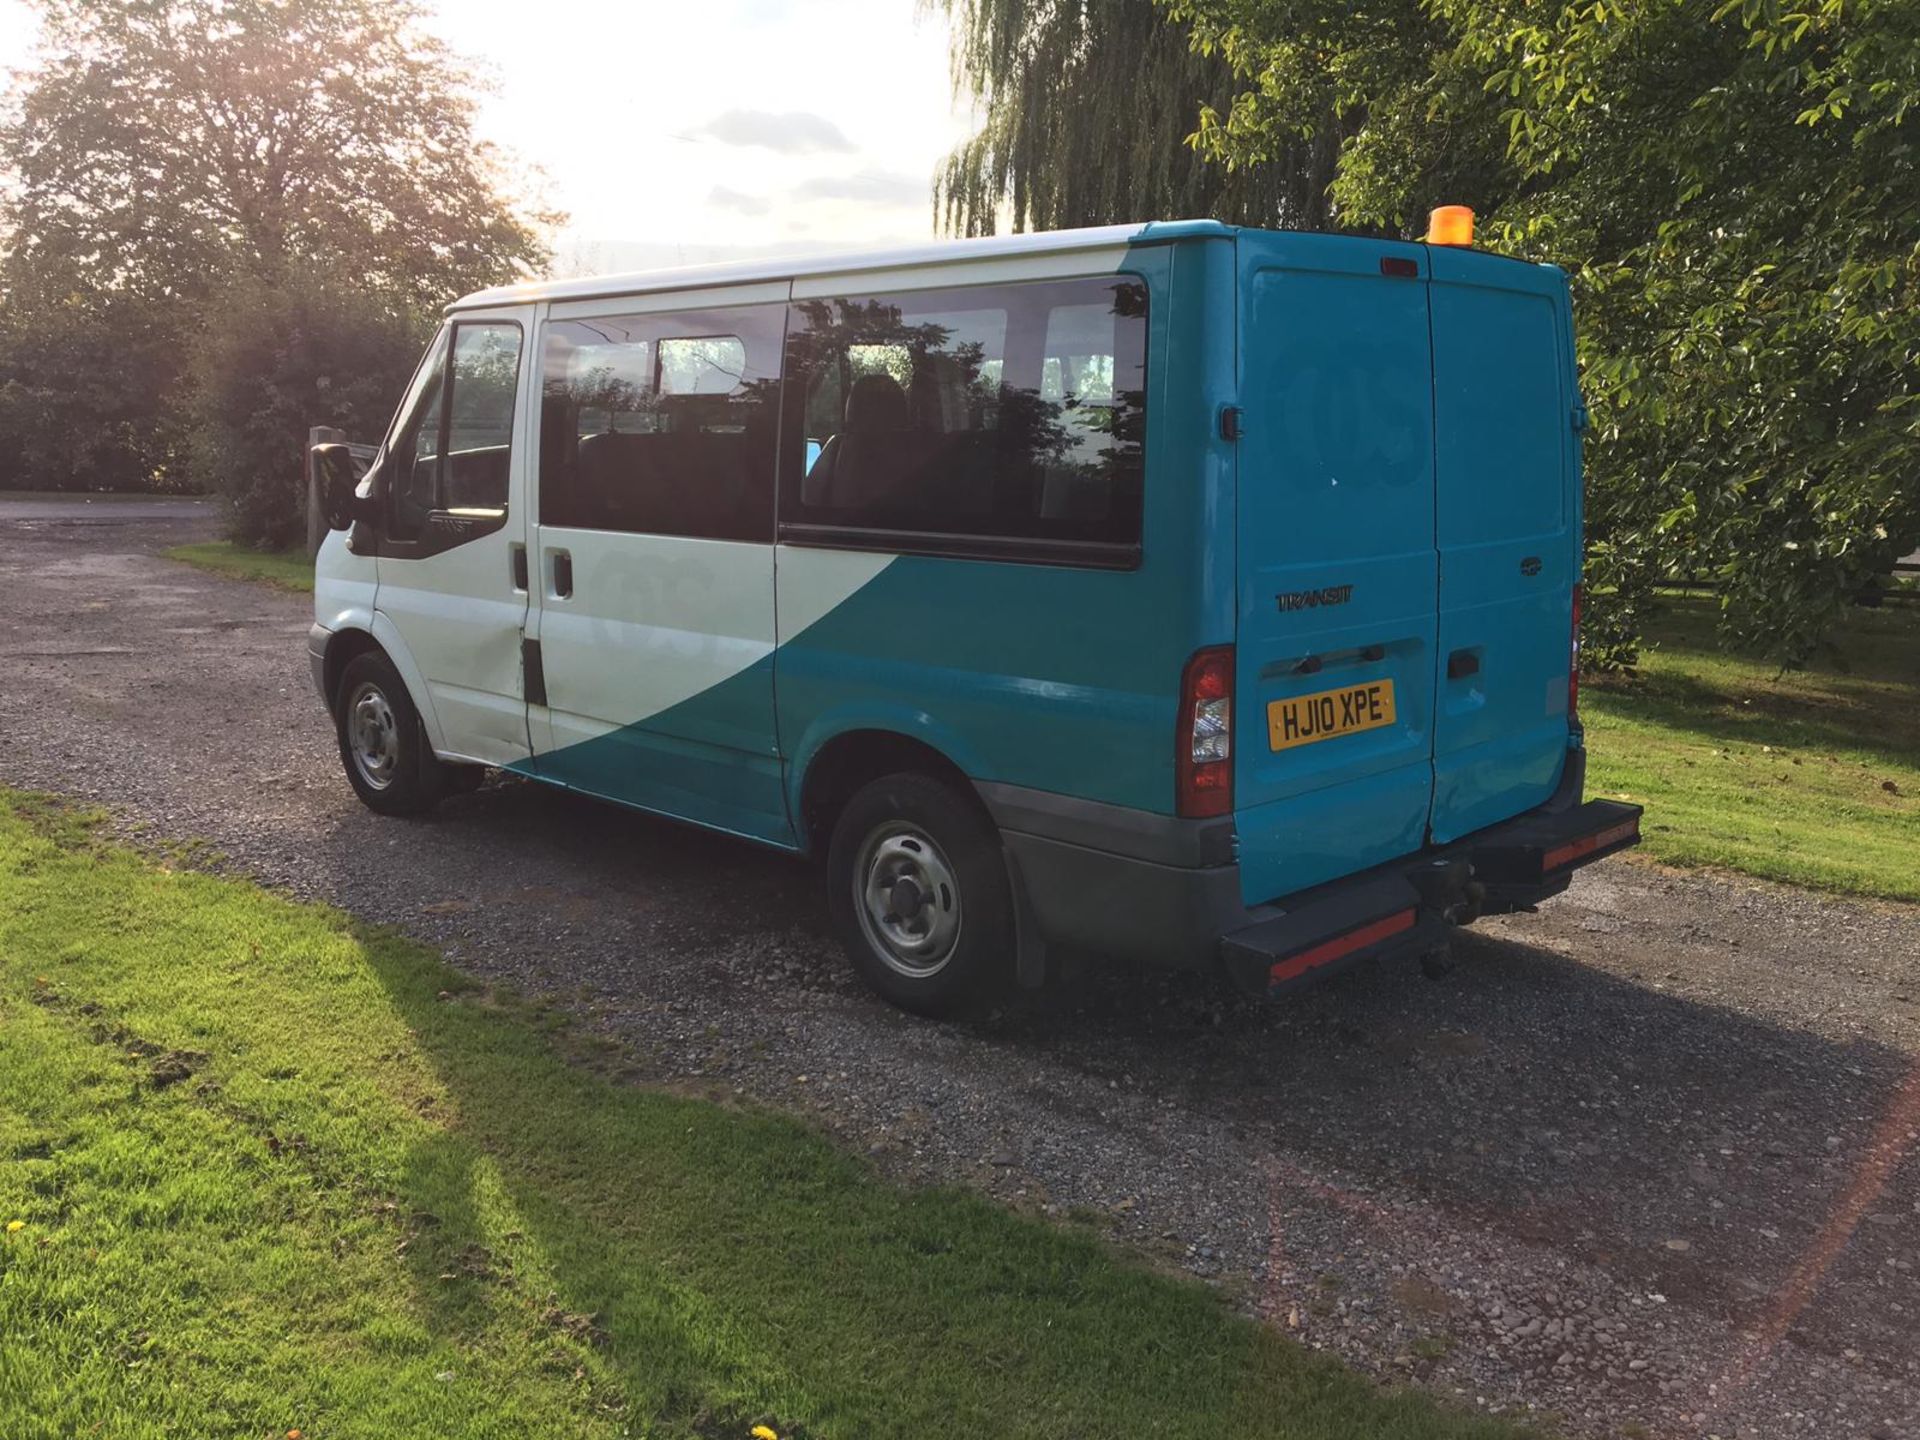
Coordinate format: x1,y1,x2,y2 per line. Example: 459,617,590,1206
1232,233,1439,905
1426,250,1578,842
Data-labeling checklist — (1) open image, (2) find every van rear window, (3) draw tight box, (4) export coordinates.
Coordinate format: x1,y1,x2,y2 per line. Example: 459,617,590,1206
780,276,1147,567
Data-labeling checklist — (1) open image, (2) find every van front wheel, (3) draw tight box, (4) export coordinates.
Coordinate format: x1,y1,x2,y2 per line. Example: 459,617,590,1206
826,773,1012,1017
335,651,444,817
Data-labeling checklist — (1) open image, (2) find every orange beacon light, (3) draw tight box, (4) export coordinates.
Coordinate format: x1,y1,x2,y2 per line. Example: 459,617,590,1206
1425,205,1475,246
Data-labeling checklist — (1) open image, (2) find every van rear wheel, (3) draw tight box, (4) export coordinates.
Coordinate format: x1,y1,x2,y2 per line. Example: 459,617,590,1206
335,651,444,817
825,772,1013,1017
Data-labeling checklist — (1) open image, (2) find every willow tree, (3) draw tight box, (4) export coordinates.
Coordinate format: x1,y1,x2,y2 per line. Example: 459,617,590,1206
928,0,1329,235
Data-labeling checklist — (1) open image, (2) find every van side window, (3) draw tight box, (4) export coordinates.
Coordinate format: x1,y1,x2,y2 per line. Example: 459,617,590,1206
537,304,784,542
780,276,1147,566
387,321,523,540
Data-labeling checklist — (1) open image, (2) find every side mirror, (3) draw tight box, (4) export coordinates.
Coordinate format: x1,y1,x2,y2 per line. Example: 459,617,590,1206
315,443,371,531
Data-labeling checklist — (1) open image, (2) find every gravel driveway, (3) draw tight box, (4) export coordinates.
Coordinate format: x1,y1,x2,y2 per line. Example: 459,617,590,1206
3,496,1916,1440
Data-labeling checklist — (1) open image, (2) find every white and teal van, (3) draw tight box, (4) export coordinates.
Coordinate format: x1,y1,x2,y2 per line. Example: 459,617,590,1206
310,220,1641,1015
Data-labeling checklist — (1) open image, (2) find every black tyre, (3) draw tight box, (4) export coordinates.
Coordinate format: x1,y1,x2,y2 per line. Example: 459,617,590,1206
825,772,1014,1017
334,651,447,817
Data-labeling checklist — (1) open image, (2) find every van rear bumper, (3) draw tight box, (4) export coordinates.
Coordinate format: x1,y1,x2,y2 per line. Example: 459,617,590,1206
1216,794,1640,997
981,753,1641,992
980,781,1244,971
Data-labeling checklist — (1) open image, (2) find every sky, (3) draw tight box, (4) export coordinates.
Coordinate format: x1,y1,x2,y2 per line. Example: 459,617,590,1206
0,0,976,277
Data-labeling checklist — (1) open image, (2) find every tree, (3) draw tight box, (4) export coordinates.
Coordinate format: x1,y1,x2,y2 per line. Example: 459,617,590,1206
1168,0,1920,667
4,0,550,311
189,273,431,547
0,277,187,493
928,0,1333,235
0,0,555,517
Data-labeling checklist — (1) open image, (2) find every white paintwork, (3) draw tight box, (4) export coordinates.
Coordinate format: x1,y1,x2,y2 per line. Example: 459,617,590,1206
449,222,1212,313
312,527,376,638
529,531,776,754
321,228,1157,786
546,279,791,322
775,546,896,642
368,606,451,754
789,245,1135,300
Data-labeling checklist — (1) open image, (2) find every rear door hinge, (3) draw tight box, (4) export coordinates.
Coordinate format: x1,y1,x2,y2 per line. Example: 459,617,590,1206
1570,401,1590,434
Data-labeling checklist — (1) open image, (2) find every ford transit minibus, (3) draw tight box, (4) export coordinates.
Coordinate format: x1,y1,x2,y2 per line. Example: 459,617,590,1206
310,219,1641,1015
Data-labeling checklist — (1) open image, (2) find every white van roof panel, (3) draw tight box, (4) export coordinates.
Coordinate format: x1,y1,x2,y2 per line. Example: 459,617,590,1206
446,220,1234,313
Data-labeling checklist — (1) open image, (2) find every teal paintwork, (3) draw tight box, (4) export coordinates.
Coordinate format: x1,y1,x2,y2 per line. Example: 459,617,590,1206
514,653,792,848
505,222,1583,914
1230,232,1440,903
1426,246,1579,840
774,236,1234,839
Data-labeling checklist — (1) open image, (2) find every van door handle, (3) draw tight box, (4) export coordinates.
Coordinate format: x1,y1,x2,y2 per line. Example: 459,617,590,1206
550,549,573,599
1447,649,1480,680
509,544,528,591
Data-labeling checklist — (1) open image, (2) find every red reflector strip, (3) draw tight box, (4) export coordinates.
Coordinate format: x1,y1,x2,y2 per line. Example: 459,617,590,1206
1543,819,1639,873
1269,909,1416,987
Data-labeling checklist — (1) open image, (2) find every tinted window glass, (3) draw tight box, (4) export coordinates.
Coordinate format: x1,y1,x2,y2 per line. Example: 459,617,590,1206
780,276,1147,561
388,338,447,538
443,323,522,511
538,305,783,541
386,321,522,538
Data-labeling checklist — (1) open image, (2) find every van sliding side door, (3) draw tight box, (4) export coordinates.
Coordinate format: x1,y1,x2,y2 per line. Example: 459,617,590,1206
519,286,793,847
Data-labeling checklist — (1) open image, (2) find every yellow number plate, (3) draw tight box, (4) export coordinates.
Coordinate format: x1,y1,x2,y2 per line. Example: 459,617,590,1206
1268,680,1398,751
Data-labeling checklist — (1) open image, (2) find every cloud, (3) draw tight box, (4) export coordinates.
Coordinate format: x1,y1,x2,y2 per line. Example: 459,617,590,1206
707,186,771,217
696,109,855,155
792,170,925,207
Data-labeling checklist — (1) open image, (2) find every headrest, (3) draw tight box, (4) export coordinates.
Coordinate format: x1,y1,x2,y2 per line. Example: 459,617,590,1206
845,371,909,430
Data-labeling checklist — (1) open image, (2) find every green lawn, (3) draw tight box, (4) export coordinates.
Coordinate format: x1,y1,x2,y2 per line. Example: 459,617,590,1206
0,790,1526,1440
1583,594,1920,901
165,540,315,592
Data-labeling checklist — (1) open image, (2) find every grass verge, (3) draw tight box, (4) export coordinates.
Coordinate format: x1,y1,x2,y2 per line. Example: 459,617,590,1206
0,790,1527,1440
164,540,314,592
1583,594,1920,902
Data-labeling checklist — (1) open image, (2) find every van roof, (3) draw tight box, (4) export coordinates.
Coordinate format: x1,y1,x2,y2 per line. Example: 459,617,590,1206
446,219,1236,313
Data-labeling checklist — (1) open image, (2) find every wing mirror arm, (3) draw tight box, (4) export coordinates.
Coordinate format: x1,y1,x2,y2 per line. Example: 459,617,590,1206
315,443,380,532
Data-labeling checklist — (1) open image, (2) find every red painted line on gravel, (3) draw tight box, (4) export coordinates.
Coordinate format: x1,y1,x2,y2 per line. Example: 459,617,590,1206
1705,1058,1920,1416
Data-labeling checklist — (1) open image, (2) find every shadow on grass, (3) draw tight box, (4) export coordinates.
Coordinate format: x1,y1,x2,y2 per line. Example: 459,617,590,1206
351,776,1920,1429
1587,593,1920,761
357,917,1533,1440
1588,664,1920,766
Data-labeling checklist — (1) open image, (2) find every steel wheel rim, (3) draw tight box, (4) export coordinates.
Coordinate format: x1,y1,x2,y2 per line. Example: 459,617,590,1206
346,681,400,791
854,822,963,978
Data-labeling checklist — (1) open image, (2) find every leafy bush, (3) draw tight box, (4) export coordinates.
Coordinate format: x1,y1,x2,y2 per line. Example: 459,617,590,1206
0,291,187,494
190,279,429,549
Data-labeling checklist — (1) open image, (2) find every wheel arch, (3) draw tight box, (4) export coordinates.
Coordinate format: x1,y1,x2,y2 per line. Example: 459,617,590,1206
793,726,988,858
322,619,447,752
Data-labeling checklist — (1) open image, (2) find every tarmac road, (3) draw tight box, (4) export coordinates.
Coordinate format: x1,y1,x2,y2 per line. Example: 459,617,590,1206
3,494,1916,1439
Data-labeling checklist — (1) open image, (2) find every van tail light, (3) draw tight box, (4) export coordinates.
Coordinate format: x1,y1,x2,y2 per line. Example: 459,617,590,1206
1569,584,1583,721
1177,645,1234,818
